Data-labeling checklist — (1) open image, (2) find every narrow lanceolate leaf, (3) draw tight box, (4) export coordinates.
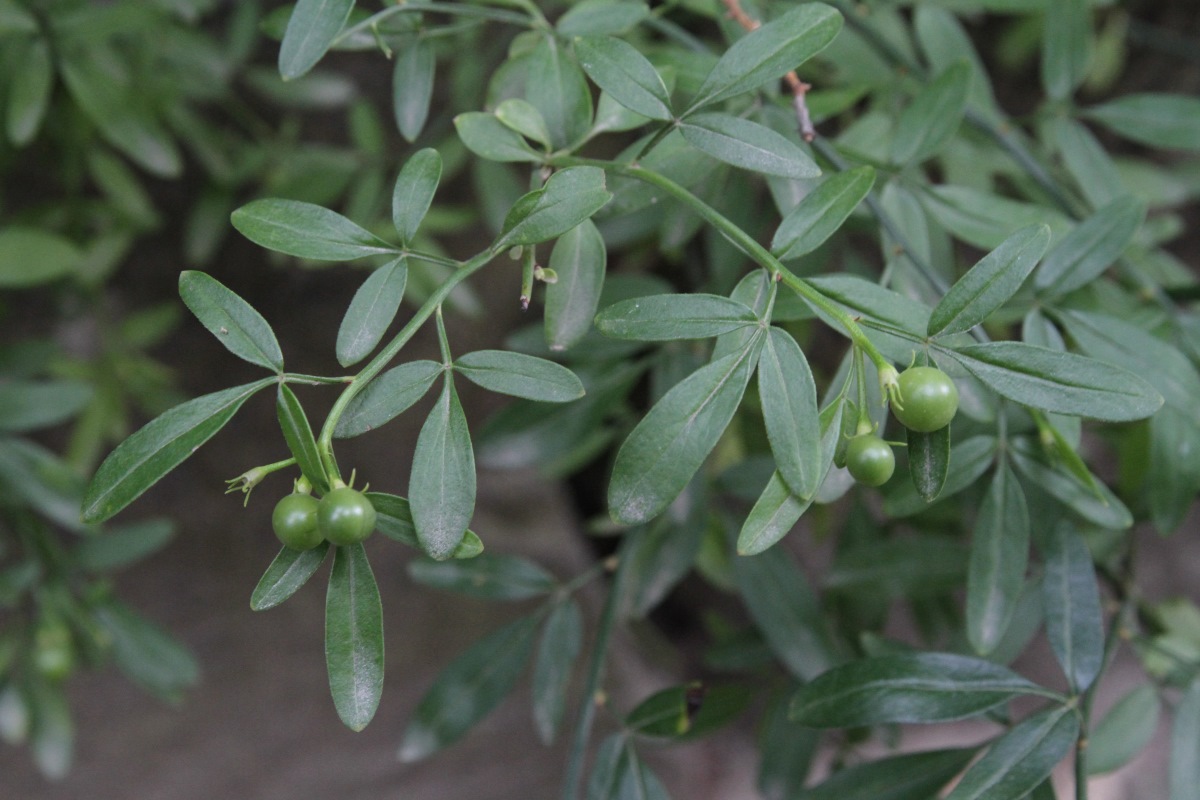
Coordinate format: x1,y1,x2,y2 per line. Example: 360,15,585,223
231,199,398,261
1087,684,1160,775
799,747,978,800
336,258,408,367
279,0,355,80
789,653,1042,727
758,328,822,499
734,546,841,680
891,61,971,165
680,113,819,179
334,360,442,438
0,228,80,288
454,112,542,162
908,424,950,503
498,167,612,248
1170,678,1200,800
0,380,92,433
6,36,52,146
532,600,584,745
325,542,384,731
366,492,483,558
526,35,593,149
967,465,1030,656
82,379,273,523
407,553,556,600
95,601,199,703
1009,445,1132,531
928,224,1051,337
595,293,758,341
885,435,997,518
392,35,434,143
942,342,1163,422
179,271,284,372
454,350,584,402
687,3,843,111
1042,522,1104,693
945,706,1079,800
574,36,672,121
608,338,761,525
1034,196,1145,300
771,166,875,260
409,377,476,560
250,542,330,611
392,149,442,244
1041,0,1091,100
1149,407,1200,535
1083,93,1200,152
557,0,649,36
277,384,328,492
399,614,539,762
545,220,606,351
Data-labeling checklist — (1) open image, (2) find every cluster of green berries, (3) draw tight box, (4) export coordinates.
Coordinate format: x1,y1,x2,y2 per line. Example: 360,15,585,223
846,366,959,487
271,481,376,550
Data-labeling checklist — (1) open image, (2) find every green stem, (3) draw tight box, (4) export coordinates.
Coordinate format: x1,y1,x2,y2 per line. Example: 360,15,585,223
282,372,353,385
334,1,533,46
561,545,635,800
317,247,498,480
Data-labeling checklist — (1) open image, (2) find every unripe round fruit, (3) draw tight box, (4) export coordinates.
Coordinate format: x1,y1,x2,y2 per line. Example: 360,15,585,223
34,620,75,681
846,434,895,487
272,493,322,550
893,366,959,433
317,487,377,546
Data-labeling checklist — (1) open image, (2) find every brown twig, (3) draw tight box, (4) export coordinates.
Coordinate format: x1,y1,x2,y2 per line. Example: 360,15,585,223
721,0,815,140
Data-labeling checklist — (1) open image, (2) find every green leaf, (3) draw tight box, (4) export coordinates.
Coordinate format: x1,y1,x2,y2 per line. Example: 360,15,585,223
392,149,442,244
336,258,408,367
594,293,758,341
0,380,92,433
826,536,968,597
82,379,274,523
398,614,539,762
179,271,284,372
407,553,555,600
334,360,442,438
805,275,931,362
277,384,328,492
798,747,978,800
6,36,52,146
0,228,81,288
495,98,552,149
365,492,482,558
891,61,971,165
392,35,435,143
928,224,1051,337
758,328,822,499
1170,678,1200,800
608,339,760,525
1087,683,1160,774
73,519,174,573
733,546,840,681
626,683,751,740
574,36,671,121
453,112,542,163
250,543,331,611
95,600,199,703
526,35,592,149
325,542,384,731
884,435,996,518
1041,0,1092,100
921,185,1068,250
1051,118,1124,210
1083,93,1200,152
1148,407,1200,534
0,438,85,532
789,653,1042,727
409,376,476,560
758,692,820,798
1042,522,1105,693
278,0,355,80
454,350,584,402
680,113,819,179
532,600,583,745
545,220,606,351
1055,309,1200,425
27,677,72,777
913,8,996,114
1034,196,1145,299
907,424,950,503
687,3,843,111
941,341,1163,422
557,0,649,36
967,464,1030,656
1010,443,1132,530
945,706,1079,800
771,166,875,260
498,167,611,248
231,199,399,261
0,0,36,33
